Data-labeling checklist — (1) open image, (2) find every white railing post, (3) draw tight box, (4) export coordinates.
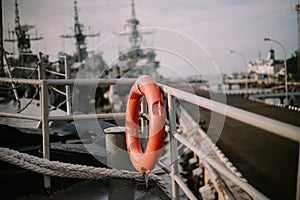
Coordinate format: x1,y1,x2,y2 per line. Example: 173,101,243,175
41,80,51,190
36,54,45,129
37,53,46,81
36,57,43,129
64,55,71,115
168,93,180,200
38,52,51,189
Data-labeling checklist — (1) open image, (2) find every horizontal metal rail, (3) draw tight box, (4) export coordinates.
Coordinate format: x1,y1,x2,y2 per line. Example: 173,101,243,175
0,77,41,85
0,77,136,86
159,84,300,142
0,112,41,121
46,78,136,86
48,113,126,121
0,112,125,122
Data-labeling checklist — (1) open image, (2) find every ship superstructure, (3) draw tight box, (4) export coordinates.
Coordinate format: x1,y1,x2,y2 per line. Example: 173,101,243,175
248,49,284,82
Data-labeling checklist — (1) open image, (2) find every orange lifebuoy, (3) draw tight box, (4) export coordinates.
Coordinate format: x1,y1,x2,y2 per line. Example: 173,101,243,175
125,75,165,174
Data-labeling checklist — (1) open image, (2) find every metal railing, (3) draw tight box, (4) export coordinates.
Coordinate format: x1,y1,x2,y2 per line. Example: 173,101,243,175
0,74,300,199
0,77,135,190
3,52,72,115
159,84,300,200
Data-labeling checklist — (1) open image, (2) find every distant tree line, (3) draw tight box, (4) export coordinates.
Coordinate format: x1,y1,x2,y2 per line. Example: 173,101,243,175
287,51,299,81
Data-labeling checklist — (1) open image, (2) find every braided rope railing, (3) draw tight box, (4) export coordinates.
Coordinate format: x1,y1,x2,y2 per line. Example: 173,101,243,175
0,147,169,195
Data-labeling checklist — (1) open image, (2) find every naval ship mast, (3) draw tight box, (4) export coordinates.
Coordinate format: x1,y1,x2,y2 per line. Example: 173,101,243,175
4,0,43,63
110,0,160,79
119,0,155,54
108,0,160,112
127,0,141,50
61,0,99,62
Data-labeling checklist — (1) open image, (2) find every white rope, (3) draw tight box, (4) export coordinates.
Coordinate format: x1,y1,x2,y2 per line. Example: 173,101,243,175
0,147,169,195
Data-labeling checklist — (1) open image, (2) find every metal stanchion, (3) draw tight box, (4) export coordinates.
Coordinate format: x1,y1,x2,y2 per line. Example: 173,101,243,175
64,55,71,115
41,80,51,190
168,94,180,200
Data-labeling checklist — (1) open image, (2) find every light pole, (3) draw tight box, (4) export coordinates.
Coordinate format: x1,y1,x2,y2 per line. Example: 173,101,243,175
230,50,249,94
264,37,288,106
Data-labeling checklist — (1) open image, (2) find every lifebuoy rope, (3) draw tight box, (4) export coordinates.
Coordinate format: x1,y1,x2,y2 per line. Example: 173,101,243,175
0,147,169,195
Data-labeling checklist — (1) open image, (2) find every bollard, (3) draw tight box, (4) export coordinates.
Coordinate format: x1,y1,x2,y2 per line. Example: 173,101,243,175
105,126,134,171
104,126,134,200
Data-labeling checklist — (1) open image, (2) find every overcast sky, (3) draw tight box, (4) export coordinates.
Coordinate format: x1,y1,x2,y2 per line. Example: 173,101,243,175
2,0,298,75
